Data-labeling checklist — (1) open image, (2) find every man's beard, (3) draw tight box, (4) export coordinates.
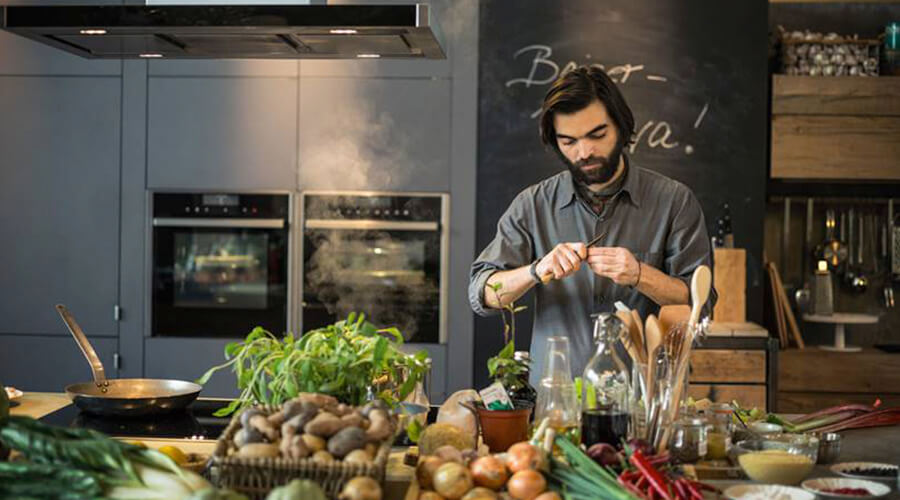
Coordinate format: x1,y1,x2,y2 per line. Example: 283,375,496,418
562,138,626,186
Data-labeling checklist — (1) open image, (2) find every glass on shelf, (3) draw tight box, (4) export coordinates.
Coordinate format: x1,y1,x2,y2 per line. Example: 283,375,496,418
534,336,580,447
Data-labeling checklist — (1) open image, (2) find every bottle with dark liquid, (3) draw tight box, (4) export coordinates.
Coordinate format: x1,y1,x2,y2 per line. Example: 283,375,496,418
581,312,631,448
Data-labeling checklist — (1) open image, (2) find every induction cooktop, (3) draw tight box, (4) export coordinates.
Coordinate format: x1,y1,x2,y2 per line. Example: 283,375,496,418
38,399,232,440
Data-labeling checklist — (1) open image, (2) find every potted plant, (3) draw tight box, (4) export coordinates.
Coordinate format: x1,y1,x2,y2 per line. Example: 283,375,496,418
468,284,536,452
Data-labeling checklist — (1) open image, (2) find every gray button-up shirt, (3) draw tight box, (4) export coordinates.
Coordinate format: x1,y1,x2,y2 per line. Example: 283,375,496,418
469,164,717,383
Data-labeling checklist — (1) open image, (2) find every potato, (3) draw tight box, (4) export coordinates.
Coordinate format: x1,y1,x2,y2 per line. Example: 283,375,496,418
301,433,327,452
343,449,373,464
304,412,347,438
328,427,367,459
236,443,280,458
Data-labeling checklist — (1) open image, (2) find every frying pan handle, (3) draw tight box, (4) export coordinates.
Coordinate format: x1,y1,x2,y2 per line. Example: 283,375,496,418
55,304,107,386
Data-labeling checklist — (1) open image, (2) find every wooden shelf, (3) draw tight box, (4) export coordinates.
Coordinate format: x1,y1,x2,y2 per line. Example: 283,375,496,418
770,0,900,3
777,347,900,412
771,75,900,181
772,75,900,116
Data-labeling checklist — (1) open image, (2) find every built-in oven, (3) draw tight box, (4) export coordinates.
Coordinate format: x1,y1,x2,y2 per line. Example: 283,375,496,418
151,192,291,337
300,191,449,343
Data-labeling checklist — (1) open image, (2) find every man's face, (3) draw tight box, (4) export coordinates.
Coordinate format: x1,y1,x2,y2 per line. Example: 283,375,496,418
553,99,625,185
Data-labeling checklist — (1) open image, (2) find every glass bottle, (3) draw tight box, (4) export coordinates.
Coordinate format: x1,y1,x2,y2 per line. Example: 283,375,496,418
507,351,538,410
581,313,631,448
706,403,733,460
534,336,580,446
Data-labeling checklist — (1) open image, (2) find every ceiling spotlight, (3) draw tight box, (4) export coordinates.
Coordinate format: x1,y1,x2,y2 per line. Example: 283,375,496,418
357,54,380,59
329,29,357,35
79,29,106,35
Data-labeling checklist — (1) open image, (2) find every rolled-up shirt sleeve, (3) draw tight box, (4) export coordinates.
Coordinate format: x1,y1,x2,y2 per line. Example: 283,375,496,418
468,192,535,316
663,187,718,317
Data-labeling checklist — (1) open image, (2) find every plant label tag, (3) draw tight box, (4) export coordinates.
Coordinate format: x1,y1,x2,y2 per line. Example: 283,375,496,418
480,382,514,411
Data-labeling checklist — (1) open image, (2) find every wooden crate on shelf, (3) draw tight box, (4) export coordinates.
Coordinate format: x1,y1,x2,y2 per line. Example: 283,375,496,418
777,348,900,413
770,75,900,181
687,335,777,412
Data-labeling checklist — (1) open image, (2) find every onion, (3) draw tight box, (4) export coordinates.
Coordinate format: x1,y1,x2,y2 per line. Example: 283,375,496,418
469,456,509,491
338,476,382,500
505,443,546,473
417,456,445,490
506,470,546,500
433,462,474,500
533,493,561,500
461,487,499,500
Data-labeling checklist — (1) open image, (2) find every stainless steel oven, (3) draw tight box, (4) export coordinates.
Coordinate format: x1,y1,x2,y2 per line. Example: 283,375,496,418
300,191,449,343
151,192,291,337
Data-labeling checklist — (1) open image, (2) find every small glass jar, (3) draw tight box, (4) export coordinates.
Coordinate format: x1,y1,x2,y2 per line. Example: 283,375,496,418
669,417,710,463
706,404,733,460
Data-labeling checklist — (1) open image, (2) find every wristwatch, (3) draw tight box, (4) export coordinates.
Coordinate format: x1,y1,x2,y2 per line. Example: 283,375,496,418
529,259,543,285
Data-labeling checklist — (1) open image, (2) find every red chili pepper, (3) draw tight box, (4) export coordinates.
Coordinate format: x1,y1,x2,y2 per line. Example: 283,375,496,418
629,450,674,500
684,479,705,500
618,474,651,500
619,469,641,482
673,477,691,500
689,479,720,493
636,476,649,490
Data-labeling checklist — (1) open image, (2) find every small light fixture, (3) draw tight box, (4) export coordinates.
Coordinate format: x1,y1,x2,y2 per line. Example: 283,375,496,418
139,53,164,58
79,29,107,35
329,29,357,35
357,53,380,59
818,260,828,272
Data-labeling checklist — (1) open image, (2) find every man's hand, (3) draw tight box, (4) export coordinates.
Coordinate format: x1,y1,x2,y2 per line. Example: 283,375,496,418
535,242,587,281
586,247,640,286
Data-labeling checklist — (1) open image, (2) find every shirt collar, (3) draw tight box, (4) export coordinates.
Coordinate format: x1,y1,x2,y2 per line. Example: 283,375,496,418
557,156,642,211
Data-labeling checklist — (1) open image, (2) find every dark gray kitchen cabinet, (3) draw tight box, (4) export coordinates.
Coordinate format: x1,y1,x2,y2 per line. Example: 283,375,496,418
149,59,298,78
0,30,119,76
0,77,121,337
146,77,298,191
144,337,240,399
0,335,117,392
297,77,451,192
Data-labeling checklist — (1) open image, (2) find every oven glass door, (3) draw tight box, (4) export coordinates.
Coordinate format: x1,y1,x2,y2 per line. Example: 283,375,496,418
302,228,440,343
153,226,287,337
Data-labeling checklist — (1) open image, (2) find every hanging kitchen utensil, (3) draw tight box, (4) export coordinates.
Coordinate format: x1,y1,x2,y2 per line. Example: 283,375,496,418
850,212,869,293
818,209,847,270
843,209,858,289
57,304,202,416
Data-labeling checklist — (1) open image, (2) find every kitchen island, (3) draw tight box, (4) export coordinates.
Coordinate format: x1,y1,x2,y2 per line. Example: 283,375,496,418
11,392,900,499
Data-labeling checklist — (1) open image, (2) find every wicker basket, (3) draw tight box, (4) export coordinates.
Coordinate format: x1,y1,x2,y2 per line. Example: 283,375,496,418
210,405,392,500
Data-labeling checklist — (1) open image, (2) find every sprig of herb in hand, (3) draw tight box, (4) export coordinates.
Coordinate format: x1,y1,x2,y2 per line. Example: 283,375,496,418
198,313,429,416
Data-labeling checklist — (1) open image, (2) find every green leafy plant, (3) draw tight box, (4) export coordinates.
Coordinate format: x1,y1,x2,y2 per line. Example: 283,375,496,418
198,313,429,417
486,283,530,389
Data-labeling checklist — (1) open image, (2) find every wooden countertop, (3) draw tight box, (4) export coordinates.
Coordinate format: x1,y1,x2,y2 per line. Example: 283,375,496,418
10,391,415,497
11,393,900,499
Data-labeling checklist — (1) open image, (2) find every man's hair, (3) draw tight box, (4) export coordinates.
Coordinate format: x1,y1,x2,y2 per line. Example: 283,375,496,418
539,65,635,153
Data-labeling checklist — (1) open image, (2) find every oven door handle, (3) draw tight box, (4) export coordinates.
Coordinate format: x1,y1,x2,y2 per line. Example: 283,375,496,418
152,217,285,229
304,219,439,231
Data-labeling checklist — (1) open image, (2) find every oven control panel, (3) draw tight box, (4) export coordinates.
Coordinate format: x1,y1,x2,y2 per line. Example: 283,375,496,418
153,192,289,219
303,193,443,222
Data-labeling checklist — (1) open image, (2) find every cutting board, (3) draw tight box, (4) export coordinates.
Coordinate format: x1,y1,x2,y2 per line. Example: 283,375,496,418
713,248,746,323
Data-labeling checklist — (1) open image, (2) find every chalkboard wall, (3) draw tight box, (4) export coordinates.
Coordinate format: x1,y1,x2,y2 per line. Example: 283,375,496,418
474,0,768,387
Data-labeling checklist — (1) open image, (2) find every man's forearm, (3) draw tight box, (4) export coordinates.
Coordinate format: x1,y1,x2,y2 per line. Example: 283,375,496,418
483,266,537,309
635,263,689,306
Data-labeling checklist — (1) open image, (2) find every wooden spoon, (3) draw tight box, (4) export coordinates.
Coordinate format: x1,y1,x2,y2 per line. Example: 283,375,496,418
688,265,712,328
630,309,645,362
644,314,663,376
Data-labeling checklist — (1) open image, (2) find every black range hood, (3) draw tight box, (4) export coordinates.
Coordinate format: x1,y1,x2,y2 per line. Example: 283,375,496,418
0,3,445,59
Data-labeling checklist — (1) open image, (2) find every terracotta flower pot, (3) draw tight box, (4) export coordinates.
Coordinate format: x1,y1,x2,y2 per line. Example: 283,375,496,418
463,400,534,453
